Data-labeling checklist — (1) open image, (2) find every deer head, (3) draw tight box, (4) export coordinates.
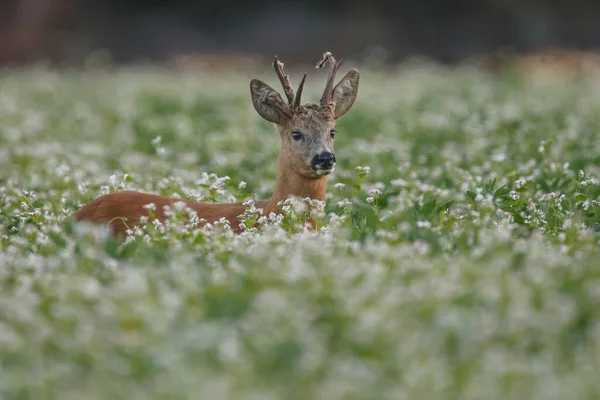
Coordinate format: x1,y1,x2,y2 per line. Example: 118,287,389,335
250,52,360,179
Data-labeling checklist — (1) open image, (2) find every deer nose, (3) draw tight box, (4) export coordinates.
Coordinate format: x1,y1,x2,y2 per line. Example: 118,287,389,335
311,152,336,170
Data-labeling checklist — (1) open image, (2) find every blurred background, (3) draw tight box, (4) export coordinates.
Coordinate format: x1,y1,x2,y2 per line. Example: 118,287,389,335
1,0,600,67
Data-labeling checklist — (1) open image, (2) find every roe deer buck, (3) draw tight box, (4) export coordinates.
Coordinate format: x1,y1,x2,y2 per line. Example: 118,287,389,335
74,52,360,236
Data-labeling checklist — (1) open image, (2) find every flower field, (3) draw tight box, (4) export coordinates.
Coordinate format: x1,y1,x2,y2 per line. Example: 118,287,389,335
1,62,600,399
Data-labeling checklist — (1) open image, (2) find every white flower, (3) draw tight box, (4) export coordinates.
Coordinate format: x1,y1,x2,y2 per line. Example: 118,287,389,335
337,199,352,208
390,179,407,188
515,177,527,189
173,201,187,211
355,165,371,175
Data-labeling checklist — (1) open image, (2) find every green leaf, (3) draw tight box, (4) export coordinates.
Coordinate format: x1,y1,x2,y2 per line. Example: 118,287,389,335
420,197,437,217
494,184,510,198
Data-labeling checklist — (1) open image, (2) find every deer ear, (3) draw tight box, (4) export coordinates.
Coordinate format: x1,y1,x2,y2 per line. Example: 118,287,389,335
332,69,359,119
250,79,291,124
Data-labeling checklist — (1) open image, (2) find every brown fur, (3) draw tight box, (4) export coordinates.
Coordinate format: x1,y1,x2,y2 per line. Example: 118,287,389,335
74,53,360,238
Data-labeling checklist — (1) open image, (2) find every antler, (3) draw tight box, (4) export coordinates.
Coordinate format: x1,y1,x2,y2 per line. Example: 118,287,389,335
292,73,307,110
274,55,307,110
317,51,343,106
273,55,295,105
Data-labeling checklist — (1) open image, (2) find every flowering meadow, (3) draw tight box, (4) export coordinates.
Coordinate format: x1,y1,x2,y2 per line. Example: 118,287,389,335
1,61,600,399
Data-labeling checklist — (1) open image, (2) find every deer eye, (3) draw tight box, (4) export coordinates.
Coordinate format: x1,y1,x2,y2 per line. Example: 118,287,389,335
330,130,336,139
292,131,303,141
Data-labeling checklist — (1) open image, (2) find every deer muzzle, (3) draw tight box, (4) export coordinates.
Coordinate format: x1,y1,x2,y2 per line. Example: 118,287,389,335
311,152,336,175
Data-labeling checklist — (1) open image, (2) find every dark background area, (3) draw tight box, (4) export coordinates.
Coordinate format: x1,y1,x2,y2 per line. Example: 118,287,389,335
2,0,600,66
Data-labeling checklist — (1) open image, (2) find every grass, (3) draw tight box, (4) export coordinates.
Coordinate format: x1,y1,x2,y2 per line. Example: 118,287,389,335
1,61,600,399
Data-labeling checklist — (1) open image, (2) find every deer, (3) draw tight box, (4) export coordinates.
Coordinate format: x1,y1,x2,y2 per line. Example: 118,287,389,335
73,52,360,237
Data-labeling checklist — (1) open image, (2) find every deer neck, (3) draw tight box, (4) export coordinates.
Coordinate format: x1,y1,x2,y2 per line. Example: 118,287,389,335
264,155,328,215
